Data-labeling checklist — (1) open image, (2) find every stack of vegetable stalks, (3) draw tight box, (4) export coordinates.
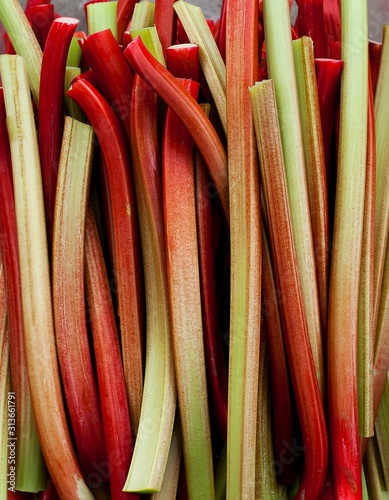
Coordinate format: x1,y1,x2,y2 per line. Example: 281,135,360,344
0,0,388,498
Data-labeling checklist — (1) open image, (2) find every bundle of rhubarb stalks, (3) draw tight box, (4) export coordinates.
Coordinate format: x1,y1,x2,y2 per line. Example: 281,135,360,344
0,0,389,497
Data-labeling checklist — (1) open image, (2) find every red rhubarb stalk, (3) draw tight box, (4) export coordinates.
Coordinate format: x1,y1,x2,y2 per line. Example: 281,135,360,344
52,117,106,477
250,78,328,499
163,78,214,498
68,78,144,432
124,36,229,222
79,29,134,139
154,0,177,58
226,0,262,497
39,17,79,242
117,0,137,43
166,44,200,82
323,0,341,56
85,209,137,500
297,0,327,58
29,4,55,49
369,41,382,96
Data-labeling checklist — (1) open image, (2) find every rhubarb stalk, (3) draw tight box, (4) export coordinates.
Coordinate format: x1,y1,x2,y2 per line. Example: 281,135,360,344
0,54,92,499
0,262,9,500
87,1,118,39
327,0,368,495
226,0,262,497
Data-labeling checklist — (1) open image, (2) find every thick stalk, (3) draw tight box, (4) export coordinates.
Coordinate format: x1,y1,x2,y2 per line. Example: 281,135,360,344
293,36,328,353
154,0,177,58
30,4,55,50
39,17,79,242
0,0,42,103
87,1,117,39
131,2,155,30
84,209,136,500
263,0,323,398
0,54,92,499
123,36,229,222
250,79,328,499
297,0,326,58
226,0,262,497
68,78,144,433
52,117,106,477
0,89,45,493
123,72,176,493
117,0,137,43
327,0,368,496
163,78,214,499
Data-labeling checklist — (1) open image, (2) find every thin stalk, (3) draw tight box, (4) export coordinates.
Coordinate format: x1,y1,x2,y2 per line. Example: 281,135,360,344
375,372,389,490
262,228,296,485
52,117,106,477
163,78,214,499
0,263,9,500
358,76,376,438
64,67,85,122
250,79,328,499
131,1,155,30
123,72,176,491
323,0,341,55
374,25,389,334
255,328,279,500
68,78,144,433
226,0,262,497
29,4,55,50
293,36,328,354
87,1,118,38
85,209,136,500
263,0,323,397
154,0,177,58
39,17,79,242
150,416,182,500
173,0,227,132
327,0,369,495
79,29,135,139
124,36,229,222
0,54,92,499
369,41,382,96
362,469,369,500
0,0,42,103
117,0,137,43
0,88,45,493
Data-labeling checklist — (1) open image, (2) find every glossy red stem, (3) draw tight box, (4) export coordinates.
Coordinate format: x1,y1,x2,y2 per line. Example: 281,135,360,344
25,0,51,19
166,44,201,82
155,0,177,59
79,29,134,140
323,0,341,56
30,4,55,49
297,0,326,58
39,481,59,500
85,209,137,500
369,41,382,96
262,229,296,485
39,17,78,243
315,58,343,182
124,36,229,222
117,0,137,43
217,0,227,61
67,78,144,433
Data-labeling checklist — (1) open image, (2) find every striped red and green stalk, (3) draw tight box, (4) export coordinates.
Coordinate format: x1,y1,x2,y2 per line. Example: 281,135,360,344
123,29,176,492
85,209,136,499
327,0,368,496
52,117,106,477
162,78,214,499
79,29,134,139
68,78,144,433
0,54,93,499
123,36,229,222
39,17,79,242
262,228,296,485
0,89,45,492
226,0,262,497
250,78,328,499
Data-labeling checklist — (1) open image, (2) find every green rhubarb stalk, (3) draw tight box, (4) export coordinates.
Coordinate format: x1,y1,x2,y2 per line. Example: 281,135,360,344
66,35,83,68
364,437,389,498
327,0,369,494
373,25,389,329
293,36,329,348
255,329,279,500
87,1,118,39
0,263,9,500
375,372,389,490
0,0,42,103
130,27,166,67
131,1,155,30
173,0,226,132
226,0,262,497
150,416,182,500
0,54,92,499
263,0,323,391
64,67,85,122
215,444,227,500
362,468,370,500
